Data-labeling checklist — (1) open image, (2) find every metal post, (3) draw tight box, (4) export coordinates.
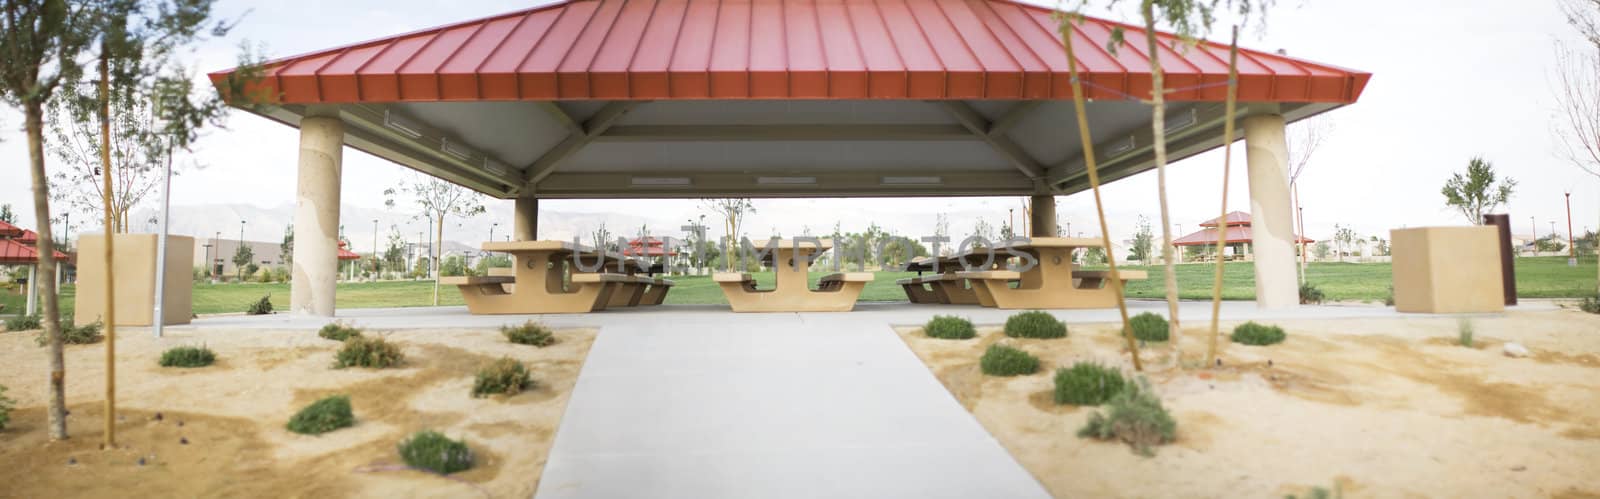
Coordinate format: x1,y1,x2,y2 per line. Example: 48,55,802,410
1565,192,1576,266
153,135,174,338
25,264,37,316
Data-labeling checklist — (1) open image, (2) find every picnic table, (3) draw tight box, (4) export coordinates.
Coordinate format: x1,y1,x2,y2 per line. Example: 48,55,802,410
713,238,872,312
955,237,1146,309
899,252,1010,306
443,240,674,314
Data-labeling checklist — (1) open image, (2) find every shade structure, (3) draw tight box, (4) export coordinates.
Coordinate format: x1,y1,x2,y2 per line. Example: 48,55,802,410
1172,211,1312,246
0,222,69,264
623,236,678,257
337,241,362,261
209,0,1370,200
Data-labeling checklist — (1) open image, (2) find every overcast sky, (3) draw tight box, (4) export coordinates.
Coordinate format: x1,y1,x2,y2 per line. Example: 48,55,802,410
1,0,1595,246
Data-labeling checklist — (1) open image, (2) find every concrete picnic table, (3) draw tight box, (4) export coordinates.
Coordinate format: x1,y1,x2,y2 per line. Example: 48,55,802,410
713,238,872,312
443,240,673,314
899,252,1011,306
955,237,1147,309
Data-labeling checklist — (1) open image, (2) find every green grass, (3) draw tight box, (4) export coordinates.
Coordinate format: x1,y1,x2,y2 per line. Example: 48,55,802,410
0,256,1591,317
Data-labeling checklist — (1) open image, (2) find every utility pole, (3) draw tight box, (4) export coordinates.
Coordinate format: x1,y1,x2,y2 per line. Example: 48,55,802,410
212,231,221,283
372,218,380,277
490,222,498,246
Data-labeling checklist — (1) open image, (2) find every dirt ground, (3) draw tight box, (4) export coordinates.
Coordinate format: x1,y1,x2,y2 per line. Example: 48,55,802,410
895,309,1600,499
0,323,597,498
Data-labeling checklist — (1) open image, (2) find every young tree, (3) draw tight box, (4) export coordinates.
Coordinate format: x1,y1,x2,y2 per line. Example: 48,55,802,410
386,174,487,305
1441,157,1515,225
1129,215,1155,263
279,224,293,265
47,85,170,232
0,204,14,224
1288,116,1332,283
701,199,754,272
1333,224,1357,262
1555,0,1600,291
231,244,253,281
384,227,407,271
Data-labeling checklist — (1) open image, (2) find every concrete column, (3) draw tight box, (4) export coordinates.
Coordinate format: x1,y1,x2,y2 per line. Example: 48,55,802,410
514,195,538,241
25,264,37,316
1243,114,1297,308
1029,195,1056,237
290,116,344,316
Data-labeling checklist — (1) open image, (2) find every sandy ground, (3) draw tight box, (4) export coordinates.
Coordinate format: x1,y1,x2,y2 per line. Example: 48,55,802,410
0,323,597,498
895,309,1600,499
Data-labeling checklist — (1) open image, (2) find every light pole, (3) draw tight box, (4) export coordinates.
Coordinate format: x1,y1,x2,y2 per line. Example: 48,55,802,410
372,218,380,278
1566,191,1577,266
490,222,498,245
213,231,221,283
239,220,247,281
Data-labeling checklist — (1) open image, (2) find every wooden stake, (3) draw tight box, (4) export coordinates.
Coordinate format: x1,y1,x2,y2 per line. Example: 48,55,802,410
1206,27,1242,368
1058,13,1141,371
1141,1,1183,370
98,45,117,448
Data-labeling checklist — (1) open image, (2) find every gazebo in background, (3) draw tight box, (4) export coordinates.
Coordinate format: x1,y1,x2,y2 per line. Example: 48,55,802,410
337,241,362,279
1173,211,1312,261
1,220,71,315
210,0,1369,315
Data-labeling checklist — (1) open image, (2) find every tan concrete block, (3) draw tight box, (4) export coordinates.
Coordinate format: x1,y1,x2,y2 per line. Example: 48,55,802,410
1390,226,1504,314
74,234,195,326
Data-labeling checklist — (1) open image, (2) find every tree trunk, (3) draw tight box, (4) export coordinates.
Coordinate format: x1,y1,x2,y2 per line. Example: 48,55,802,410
1143,3,1182,368
433,217,444,306
26,103,68,441
99,49,118,448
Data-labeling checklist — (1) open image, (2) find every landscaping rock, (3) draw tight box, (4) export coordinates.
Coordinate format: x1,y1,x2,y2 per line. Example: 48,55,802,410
1502,342,1530,358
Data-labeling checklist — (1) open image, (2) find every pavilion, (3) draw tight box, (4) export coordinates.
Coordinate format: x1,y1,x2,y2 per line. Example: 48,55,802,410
1,220,70,315
209,0,1370,316
1172,210,1313,261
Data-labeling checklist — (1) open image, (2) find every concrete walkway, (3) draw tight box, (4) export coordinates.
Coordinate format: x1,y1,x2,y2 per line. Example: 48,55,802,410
530,312,1049,499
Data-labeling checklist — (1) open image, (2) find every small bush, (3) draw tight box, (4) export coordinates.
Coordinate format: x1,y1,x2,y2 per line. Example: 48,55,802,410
286,395,355,435
1580,295,1600,314
1004,311,1066,339
1053,361,1128,405
398,430,474,475
159,345,216,368
35,320,103,347
980,344,1040,376
4,314,42,332
501,321,556,347
1077,378,1177,456
1128,312,1169,342
319,321,363,342
247,294,273,315
923,315,975,339
1299,282,1325,305
0,384,14,430
472,358,535,398
1384,286,1395,307
1457,318,1475,347
1231,321,1287,346
333,336,404,369
1286,483,1343,499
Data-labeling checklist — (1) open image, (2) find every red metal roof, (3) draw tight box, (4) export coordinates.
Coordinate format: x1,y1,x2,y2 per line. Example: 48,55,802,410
1172,225,1312,246
0,238,69,264
0,220,22,239
1199,211,1252,227
337,241,362,261
210,0,1369,103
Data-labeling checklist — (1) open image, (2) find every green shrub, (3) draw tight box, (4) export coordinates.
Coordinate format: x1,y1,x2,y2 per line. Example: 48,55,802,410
398,430,474,474
159,345,216,368
35,320,103,347
1053,361,1128,405
980,344,1039,376
1384,286,1395,307
472,358,535,398
4,314,41,332
1077,377,1177,456
1286,483,1343,499
318,321,363,342
1580,295,1600,314
1457,318,1475,347
1128,312,1169,342
1299,282,1325,305
0,384,14,430
1230,322,1287,346
333,336,404,369
501,321,556,347
923,315,975,339
247,294,273,315
1004,311,1066,339
286,395,355,435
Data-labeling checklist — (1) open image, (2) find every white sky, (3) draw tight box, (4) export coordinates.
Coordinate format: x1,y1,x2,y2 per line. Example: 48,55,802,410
1,0,1596,246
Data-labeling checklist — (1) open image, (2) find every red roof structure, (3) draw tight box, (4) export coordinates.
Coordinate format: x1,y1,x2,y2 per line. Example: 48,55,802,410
215,0,1369,104
0,222,69,265
1173,211,1312,246
337,241,362,261
623,236,678,257
0,220,22,239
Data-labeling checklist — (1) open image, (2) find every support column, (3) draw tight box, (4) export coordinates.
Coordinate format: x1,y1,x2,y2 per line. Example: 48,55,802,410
25,264,37,316
1029,195,1056,237
1243,114,1297,308
514,195,539,241
291,115,344,316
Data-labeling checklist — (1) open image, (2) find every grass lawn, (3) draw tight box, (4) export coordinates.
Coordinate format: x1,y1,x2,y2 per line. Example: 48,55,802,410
0,256,1593,316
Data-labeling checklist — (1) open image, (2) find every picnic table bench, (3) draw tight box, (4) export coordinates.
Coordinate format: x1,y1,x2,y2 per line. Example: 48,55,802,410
713,239,873,312
955,237,1147,309
443,240,674,314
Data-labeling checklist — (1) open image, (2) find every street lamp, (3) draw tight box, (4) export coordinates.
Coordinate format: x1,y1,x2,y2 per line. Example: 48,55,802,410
372,218,380,277
1566,191,1577,266
490,222,498,245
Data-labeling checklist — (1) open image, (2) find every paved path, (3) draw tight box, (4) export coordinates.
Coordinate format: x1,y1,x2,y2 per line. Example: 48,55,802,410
530,312,1049,498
